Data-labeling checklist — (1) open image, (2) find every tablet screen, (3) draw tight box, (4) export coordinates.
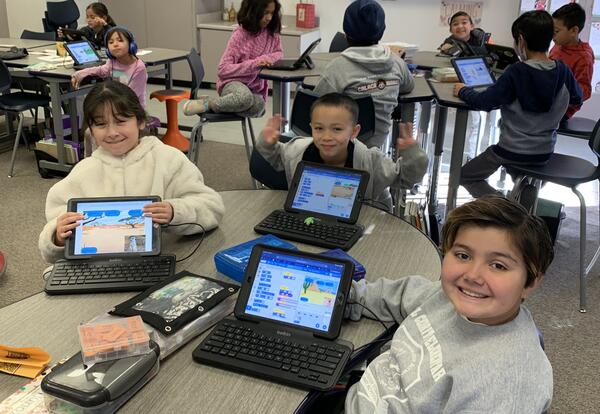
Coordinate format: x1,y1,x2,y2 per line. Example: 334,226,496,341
65,41,100,64
454,57,495,87
69,198,157,256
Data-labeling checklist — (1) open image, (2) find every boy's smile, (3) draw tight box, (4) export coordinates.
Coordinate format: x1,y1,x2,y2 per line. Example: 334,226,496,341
441,225,540,325
450,16,474,41
310,105,360,166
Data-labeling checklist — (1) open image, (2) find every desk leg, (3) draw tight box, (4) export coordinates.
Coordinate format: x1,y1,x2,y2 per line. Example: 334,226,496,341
271,81,290,132
165,63,173,89
427,106,448,209
69,94,79,143
445,108,469,214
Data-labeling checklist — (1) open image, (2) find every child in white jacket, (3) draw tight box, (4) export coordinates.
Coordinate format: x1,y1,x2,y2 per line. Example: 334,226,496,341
39,80,225,263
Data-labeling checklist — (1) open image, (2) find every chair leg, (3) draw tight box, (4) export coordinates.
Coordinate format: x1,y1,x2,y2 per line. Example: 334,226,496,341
241,118,259,189
508,174,527,201
247,118,256,147
188,119,205,166
572,187,587,313
8,113,24,178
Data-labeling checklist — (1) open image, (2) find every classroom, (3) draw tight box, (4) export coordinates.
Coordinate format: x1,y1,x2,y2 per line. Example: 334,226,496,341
0,0,599,412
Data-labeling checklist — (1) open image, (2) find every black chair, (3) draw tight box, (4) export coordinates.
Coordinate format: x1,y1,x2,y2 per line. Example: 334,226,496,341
558,116,596,140
186,49,257,176
43,0,79,33
249,89,375,189
0,60,51,177
329,32,349,53
20,29,56,41
506,118,600,313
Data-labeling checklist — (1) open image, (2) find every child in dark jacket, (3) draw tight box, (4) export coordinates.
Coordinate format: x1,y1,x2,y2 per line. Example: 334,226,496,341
439,11,489,57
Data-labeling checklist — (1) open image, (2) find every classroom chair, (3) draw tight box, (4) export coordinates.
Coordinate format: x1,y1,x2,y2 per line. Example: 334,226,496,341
506,117,600,313
43,0,79,33
329,32,349,53
186,49,257,169
248,89,375,190
0,60,51,177
558,116,596,140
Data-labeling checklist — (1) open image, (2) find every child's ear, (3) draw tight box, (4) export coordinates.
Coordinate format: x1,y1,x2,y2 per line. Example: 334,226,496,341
351,123,361,140
138,120,146,131
522,273,544,300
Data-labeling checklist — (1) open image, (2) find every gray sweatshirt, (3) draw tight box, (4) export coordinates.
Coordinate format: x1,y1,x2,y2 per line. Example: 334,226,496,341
313,45,415,149
345,277,553,414
256,135,428,211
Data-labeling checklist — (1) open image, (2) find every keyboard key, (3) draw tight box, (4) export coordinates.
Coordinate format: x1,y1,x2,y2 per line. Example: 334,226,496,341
237,353,282,369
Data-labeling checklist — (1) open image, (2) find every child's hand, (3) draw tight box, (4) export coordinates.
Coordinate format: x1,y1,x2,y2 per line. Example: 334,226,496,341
395,122,418,151
95,16,107,26
262,115,284,146
57,27,64,38
143,202,174,225
71,74,80,89
440,43,452,52
258,59,272,68
389,45,406,59
453,83,466,97
55,212,84,246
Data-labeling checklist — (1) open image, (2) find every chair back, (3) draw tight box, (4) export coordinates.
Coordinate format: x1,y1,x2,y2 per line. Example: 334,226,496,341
329,32,349,53
588,118,600,160
0,60,13,93
46,0,79,29
20,29,56,41
290,89,376,143
186,48,205,100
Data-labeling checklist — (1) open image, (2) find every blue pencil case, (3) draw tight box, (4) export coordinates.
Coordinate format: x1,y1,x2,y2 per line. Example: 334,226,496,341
319,248,366,281
214,235,298,282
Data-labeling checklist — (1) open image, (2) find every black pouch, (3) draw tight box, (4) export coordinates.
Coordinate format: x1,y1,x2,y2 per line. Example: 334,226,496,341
110,271,238,335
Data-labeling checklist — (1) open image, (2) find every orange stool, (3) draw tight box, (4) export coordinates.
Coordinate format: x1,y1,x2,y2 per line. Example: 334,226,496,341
150,89,190,152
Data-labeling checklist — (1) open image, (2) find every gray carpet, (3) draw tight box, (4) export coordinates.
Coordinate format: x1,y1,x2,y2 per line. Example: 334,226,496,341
1,142,599,413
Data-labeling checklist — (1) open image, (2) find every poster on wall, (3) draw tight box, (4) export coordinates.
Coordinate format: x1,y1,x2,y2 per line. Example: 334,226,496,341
440,1,484,26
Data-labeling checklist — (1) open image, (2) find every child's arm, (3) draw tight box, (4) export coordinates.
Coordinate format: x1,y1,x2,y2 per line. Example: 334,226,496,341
454,66,517,111
346,276,436,323
255,34,283,67
71,61,111,88
255,115,287,171
217,30,273,78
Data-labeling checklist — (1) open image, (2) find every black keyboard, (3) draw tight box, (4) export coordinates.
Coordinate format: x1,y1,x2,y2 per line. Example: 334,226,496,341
44,255,176,294
254,210,363,251
193,319,352,391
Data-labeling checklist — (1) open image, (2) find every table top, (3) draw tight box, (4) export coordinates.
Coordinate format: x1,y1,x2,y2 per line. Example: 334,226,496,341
427,79,472,109
408,51,453,70
0,37,55,49
0,190,441,413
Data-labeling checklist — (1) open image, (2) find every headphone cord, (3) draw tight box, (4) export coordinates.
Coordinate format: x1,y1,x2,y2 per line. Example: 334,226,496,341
162,222,206,263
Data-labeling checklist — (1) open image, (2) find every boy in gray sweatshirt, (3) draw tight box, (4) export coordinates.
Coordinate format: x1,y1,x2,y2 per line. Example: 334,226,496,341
345,195,554,413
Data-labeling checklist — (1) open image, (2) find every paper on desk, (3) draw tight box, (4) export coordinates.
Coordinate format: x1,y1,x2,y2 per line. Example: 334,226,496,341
0,44,16,48
0,373,49,414
136,49,152,56
0,345,51,379
37,55,72,63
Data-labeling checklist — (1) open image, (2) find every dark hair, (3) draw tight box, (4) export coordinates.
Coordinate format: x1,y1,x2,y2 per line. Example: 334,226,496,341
237,0,282,35
511,10,554,52
310,93,359,124
83,80,146,128
441,195,554,288
449,11,473,26
86,2,115,26
552,2,586,32
104,27,136,56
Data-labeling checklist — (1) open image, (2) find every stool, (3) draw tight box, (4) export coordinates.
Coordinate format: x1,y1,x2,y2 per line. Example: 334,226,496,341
558,117,596,139
150,89,190,151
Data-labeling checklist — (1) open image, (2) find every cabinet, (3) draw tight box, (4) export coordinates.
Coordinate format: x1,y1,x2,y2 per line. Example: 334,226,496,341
198,16,320,84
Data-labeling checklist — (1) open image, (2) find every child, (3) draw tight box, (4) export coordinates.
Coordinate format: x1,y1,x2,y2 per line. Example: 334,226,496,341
71,26,148,107
182,0,283,118
256,93,427,211
439,11,489,57
58,2,116,49
550,2,594,120
38,81,225,264
312,0,414,149
453,10,582,198
345,195,554,413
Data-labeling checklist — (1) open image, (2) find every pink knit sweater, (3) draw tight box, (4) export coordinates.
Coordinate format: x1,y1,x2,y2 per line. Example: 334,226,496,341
216,26,283,101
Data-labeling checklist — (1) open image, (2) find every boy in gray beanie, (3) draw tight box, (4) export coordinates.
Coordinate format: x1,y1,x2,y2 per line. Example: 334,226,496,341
313,0,414,149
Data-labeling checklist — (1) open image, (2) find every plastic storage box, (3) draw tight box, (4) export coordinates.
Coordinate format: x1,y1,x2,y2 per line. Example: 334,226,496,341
41,340,160,414
214,234,297,282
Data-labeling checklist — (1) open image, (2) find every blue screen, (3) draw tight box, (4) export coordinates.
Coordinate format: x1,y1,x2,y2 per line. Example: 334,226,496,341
455,58,494,87
66,41,99,64
291,166,361,219
72,199,154,255
245,251,344,332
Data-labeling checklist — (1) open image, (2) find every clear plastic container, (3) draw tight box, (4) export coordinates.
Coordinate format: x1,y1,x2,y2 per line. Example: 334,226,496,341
78,315,150,365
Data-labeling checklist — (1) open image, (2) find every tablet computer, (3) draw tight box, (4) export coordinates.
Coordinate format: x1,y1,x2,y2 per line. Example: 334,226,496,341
64,40,103,68
64,196,162,260
451,56,496,88
270,38,321,71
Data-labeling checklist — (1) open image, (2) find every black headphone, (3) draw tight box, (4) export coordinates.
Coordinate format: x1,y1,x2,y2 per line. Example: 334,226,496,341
104,26,138,59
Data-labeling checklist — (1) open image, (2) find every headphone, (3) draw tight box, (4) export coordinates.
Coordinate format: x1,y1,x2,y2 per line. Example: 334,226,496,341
104,26,138,59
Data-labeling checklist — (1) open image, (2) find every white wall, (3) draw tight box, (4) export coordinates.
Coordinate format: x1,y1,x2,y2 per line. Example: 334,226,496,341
5,0,89,37
277,0,520,52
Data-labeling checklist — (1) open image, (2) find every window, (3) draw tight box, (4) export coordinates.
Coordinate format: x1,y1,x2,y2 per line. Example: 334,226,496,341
520,0,600,94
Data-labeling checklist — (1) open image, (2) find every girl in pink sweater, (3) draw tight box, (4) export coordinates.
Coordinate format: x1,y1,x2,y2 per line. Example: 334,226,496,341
183,0,283,117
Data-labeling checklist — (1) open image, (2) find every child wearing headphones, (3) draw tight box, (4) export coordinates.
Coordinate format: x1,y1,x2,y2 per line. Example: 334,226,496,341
71,26,148,107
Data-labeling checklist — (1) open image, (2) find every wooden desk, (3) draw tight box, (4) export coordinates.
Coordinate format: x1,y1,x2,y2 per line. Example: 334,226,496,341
5,47,188,174
0,190,441,414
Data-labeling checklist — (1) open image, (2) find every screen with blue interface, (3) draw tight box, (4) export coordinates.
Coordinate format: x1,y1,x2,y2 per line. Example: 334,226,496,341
455,58,494,87
291,166,361,219
72,199,154,255
65,41,100,64
245,251,344,332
